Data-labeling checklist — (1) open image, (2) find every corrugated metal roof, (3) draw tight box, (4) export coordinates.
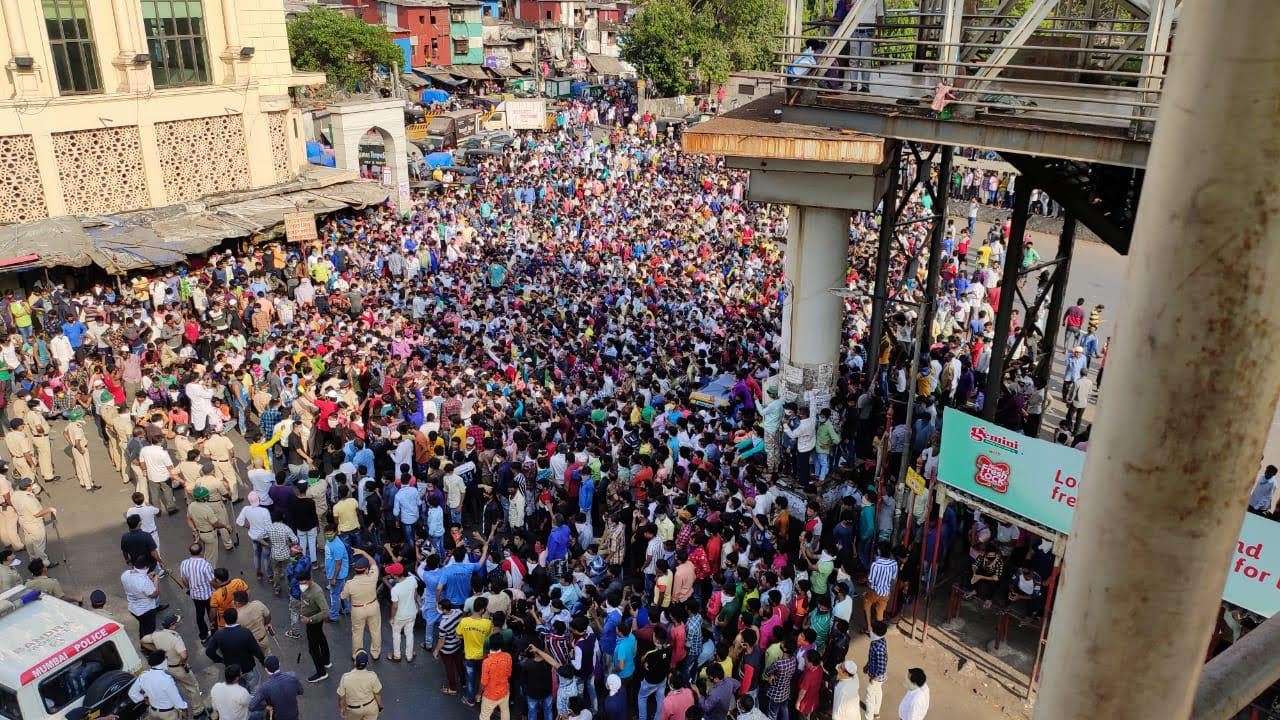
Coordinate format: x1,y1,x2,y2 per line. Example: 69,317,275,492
0,181,388,273
447,64,490,81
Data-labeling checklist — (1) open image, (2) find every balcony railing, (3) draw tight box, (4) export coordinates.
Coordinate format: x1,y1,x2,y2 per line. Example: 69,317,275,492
775,0,1176,140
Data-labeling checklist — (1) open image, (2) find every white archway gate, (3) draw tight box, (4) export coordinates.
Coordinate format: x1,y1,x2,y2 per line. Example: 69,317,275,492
327,99,411,211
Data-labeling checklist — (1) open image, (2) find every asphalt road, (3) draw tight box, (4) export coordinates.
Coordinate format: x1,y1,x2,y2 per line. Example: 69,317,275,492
33,434,469,720
19,223,1259,720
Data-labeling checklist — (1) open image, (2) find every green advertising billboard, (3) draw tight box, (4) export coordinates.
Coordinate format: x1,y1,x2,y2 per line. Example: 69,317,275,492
938,407,1280,616
938,407,1079,533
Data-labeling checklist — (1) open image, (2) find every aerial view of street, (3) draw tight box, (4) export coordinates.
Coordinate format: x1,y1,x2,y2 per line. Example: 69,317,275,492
0,1,1272,720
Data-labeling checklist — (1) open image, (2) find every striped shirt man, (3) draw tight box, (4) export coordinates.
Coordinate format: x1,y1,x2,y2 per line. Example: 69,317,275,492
437,608,464,654
867,556,898,597
180,556,215,600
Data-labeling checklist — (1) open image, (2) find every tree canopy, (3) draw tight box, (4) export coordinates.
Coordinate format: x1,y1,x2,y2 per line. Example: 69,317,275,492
622,0,785,96
287,7,404,92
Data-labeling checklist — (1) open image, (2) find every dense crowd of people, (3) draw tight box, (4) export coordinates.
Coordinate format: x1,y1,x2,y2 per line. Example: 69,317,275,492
0,114,1124,720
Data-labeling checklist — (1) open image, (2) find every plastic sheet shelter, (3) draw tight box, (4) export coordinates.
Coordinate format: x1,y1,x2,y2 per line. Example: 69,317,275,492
0,181,388,273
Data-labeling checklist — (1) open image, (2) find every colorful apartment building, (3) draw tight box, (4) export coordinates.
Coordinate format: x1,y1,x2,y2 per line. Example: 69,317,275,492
344,0,484,67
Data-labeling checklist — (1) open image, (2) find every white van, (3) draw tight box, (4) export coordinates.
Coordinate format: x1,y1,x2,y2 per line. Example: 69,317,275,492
0,586,144,720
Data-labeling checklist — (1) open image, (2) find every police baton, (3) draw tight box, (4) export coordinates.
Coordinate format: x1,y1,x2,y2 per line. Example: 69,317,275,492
49,513,69,568
158,559,188,592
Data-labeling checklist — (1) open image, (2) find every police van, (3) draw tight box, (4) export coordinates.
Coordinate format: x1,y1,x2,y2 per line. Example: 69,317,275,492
0,586,144,720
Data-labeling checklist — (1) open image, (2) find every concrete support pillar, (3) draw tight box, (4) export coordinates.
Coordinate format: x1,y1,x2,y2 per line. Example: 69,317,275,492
1033,1,1280,718
780,204,851,395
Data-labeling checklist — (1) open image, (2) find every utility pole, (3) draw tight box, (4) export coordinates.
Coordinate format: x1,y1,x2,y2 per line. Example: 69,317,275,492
1033,2,1280,719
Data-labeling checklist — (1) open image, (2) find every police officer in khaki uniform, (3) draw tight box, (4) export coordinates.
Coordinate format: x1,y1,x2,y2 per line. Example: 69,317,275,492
63,408,100,491
141,614,206,717
9,478,54,565
202,431,241,502
0,468,24,553
98,394,123,471
336,651,383,720
0,549,20,591
26,558,73,600
176,450,204,493
111,410,135,485
192,462,234,551
22,401,58,484
340,549,382,660
4,419,37,482
185,486,226,567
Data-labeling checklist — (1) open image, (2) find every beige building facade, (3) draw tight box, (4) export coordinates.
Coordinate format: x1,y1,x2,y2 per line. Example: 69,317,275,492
0,0,326,225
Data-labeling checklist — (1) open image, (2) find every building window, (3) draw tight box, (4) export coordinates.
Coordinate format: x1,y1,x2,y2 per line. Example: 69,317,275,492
141,0,210,88
544,10,551,20
449,9,463,22
453,38,469,54
43,0,102,94
429,13,436,24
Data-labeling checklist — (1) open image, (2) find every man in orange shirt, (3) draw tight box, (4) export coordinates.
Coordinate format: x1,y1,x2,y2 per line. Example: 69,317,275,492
210,568,249,630
479,636,513,720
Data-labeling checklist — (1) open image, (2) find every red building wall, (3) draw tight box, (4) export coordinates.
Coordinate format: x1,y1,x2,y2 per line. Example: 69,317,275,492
397,5,451,66
347,0,383,25
517,0,560,23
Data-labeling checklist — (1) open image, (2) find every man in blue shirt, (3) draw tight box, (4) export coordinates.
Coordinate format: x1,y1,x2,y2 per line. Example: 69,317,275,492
393,482,422,547
323,530,349,621
578,476,594,517
546,517,572,565
344,439,375,479
284,545,312,638
599,592,623,666
1063,345,1087,403
613,619,637,682
418,554,446,649
61,318,86,350
438,528,498,607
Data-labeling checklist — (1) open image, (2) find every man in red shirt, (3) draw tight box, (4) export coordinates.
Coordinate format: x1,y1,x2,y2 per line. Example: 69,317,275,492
1062,297,1086,353
313,390,339,449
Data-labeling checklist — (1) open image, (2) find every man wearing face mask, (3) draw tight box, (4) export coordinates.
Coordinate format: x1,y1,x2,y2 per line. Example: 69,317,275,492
297,569,332,682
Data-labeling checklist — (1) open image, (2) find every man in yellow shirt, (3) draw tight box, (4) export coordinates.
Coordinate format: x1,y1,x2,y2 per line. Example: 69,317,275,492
976,240,993,269
457,596,493,707
332,485,360,541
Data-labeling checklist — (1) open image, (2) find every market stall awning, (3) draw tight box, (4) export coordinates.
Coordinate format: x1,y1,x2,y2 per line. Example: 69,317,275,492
447,64,490,81
0,178,389,274
487,65,523,79
414,68,465,87
587,54,627,77
401,72,428,89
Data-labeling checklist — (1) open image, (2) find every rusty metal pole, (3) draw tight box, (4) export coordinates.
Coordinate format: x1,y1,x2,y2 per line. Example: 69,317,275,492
917,145,952,358
982,181,1030,420
1030,213,1075,437
866,146,901,386
1032,2,1280,719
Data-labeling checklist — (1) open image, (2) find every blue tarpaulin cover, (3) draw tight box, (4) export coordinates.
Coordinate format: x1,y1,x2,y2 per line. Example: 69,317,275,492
421,89,451,105
424,151,455,169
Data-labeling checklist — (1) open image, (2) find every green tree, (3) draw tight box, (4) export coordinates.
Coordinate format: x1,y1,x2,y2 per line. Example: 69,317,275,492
287,7,404,91
703,0,787,73
622,0,782,96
